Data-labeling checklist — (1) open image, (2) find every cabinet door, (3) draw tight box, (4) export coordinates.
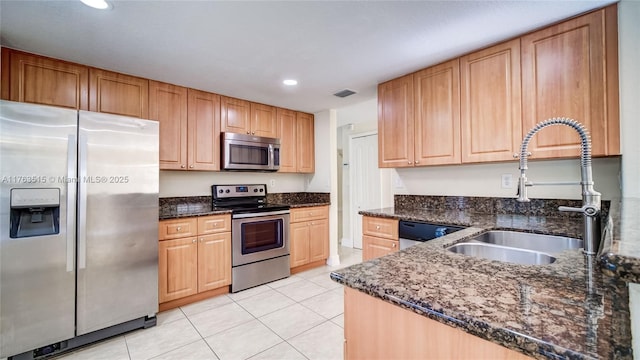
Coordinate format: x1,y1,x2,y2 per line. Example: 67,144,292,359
460,39,521,163
309,219,329,263
277,108,297,173
220,96,251,134
197,233,231,292
2,48,89,110
296,112,315,173
188,89,221,171
362,235,398,261
250,103,277,138
414,60,461,166
378,74,414,168
521,7,618,158
290,222,310,268
150,81,188,170
159,237,198,303
89,68,148,118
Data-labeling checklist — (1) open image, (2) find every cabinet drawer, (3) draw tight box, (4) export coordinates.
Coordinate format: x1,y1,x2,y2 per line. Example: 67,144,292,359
159,218,198,240
362,216,398,240
363,235,399,261
291,206,328,223
198,215,231,234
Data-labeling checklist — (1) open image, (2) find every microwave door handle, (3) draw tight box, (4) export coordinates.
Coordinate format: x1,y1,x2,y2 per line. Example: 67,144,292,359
269,144,274,169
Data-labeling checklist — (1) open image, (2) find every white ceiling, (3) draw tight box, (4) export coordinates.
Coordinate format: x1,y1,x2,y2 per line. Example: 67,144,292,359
0,0,616,114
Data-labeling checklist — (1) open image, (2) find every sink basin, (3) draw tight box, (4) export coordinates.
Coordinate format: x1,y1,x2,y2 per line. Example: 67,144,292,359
467,231,582,254
447,243,556,265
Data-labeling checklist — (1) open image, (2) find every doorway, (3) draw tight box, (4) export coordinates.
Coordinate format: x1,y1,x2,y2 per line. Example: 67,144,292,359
349,132,381,249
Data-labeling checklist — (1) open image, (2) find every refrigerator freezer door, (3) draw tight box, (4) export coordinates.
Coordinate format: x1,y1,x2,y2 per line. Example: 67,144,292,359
0,101,77,358
76,111,159,335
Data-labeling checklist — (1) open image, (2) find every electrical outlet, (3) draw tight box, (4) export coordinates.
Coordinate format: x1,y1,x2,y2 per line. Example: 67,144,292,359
270,179,276,189
501,174,513,189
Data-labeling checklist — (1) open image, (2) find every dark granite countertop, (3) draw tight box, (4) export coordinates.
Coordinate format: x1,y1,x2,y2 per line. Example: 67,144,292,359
331,196,632,359
159,193,330,220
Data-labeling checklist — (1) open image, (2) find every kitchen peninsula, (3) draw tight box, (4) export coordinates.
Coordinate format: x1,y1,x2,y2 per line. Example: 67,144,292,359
331,195,633,359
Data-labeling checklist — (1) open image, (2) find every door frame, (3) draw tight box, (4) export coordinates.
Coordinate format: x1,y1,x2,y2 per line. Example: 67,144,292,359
348,131,379,249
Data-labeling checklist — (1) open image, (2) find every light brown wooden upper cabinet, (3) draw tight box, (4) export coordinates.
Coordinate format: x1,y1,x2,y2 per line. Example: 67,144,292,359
152,82,221,171
250,103,278,138
414,59,461,166
220,96,278,138
378,74,415,168
460,39,522,163
1,48,89,110
187,89,221,171
89,68,149,118
521,5,619,159
277,108,297,172
296,112,315,173
149,81,188,170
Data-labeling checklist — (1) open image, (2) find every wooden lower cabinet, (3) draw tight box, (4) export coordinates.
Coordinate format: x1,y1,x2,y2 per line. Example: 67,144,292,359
158,237,198,303
197,233,231,292
290,206,329,272
362,216,399,261
344,287,533,360
158,215,231,309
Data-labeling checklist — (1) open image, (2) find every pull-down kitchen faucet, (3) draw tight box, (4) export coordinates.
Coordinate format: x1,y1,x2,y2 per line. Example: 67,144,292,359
516,118,601,255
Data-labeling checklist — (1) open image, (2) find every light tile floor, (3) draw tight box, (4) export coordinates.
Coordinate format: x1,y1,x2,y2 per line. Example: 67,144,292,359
55,246,362,360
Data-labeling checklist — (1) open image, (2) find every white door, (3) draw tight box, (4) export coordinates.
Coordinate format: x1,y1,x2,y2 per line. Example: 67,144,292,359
350,133,381,249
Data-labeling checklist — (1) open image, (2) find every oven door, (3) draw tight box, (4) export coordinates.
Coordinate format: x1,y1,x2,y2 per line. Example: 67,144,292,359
232,211,290,266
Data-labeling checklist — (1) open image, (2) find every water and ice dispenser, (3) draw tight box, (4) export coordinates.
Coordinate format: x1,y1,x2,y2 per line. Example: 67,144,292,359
9,188,60,238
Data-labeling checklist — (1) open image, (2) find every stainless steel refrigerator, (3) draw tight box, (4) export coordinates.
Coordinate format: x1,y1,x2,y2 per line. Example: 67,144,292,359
0,100,159,359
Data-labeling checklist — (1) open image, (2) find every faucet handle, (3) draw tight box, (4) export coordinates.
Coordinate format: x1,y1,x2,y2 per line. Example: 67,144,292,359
558,205,599,216
513,152,532,159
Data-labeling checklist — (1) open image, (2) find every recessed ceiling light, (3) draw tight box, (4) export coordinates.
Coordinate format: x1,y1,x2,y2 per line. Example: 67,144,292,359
81,0,110,10
283,79,298,86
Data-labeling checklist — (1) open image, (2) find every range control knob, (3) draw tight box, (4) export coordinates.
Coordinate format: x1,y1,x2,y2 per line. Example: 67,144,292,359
225,189,230,193
259,189,264,192
254,189,258,192
218,189,224,193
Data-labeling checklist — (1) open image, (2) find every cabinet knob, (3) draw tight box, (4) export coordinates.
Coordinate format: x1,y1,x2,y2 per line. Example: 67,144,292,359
408,161,412,165
252,131,255,135
177,226,181,231
189,165,194,168
246,131,250,134
414,160,419,164
199,238,203,242
192,239,197,243
392,243,397,248
376,225,380,230
181,165,186,168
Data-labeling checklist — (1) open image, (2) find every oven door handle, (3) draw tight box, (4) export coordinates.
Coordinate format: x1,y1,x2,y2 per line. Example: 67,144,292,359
232,210,290,219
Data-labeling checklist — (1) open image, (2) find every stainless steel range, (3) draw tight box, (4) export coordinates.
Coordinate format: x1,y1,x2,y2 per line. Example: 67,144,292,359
212,184,290,293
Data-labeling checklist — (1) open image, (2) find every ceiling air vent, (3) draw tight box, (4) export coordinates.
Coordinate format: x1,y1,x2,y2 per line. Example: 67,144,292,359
333,89,357,98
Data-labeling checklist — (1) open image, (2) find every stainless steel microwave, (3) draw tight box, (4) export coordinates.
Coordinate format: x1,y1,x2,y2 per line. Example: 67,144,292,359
221,132,280,171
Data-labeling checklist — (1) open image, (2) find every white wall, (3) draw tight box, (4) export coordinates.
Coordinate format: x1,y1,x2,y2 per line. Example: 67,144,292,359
618,0,640,355
159,170,307,197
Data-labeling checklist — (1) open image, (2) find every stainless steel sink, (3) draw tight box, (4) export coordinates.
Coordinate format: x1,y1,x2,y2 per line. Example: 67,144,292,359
447,243,556,265
467,231,583,254
446,231,582,265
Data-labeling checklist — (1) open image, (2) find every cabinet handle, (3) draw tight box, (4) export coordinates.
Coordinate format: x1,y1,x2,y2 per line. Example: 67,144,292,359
392,243,397,248
246,131,250,134
376,225,381,230
192,239,197,243
408,161,412,165
177,226,182,231
251,131,255,135
181,164,186,168
189,165,194,168
414,160,419,164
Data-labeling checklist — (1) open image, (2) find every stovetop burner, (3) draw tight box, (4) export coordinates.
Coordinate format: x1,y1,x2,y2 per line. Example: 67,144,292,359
211,184,290,214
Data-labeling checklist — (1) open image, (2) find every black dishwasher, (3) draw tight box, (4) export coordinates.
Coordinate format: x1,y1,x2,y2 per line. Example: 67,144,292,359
398,220,465,250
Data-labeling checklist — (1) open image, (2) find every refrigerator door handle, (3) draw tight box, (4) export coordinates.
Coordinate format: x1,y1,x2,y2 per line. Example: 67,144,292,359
78,132,88,269
67,134,77,272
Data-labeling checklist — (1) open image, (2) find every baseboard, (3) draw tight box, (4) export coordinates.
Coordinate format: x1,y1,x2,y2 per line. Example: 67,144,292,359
341,237,354,248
